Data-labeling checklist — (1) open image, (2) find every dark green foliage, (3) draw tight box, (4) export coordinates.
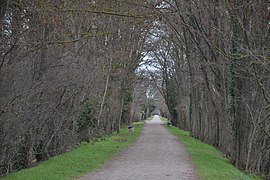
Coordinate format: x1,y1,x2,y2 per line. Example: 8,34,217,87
167,79,178,109
166,78,179,123
76,103,98,135
124,91,133,103
120,90,134,125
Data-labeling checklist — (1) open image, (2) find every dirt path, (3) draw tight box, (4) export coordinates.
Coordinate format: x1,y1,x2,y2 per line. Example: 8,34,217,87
79,115,197,180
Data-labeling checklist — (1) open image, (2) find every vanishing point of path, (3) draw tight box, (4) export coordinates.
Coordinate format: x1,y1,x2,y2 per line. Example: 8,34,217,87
80,115,198,180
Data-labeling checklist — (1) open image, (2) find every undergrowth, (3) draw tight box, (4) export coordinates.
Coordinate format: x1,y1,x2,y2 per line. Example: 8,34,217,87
3,123,143,180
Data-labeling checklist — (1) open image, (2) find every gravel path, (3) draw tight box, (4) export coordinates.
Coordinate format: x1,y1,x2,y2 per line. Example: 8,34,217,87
79,115,197,180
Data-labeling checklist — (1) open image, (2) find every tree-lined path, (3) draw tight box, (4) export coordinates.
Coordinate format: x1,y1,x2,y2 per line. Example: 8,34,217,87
2,1,269,178
80,115,197,180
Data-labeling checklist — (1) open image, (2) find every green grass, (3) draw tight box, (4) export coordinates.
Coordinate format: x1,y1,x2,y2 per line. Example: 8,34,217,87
166,125,261,180
160,117,168,123
4,123,143,180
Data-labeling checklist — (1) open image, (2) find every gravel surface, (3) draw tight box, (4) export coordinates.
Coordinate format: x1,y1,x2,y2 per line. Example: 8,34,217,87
79,115,197,180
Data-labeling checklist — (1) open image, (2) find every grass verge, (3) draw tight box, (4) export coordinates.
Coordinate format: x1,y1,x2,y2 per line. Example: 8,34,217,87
160,117,168,123
4,122,143,180
166,125,261,180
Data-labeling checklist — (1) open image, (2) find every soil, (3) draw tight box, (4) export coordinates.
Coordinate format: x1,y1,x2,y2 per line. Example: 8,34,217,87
79,115,198,180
